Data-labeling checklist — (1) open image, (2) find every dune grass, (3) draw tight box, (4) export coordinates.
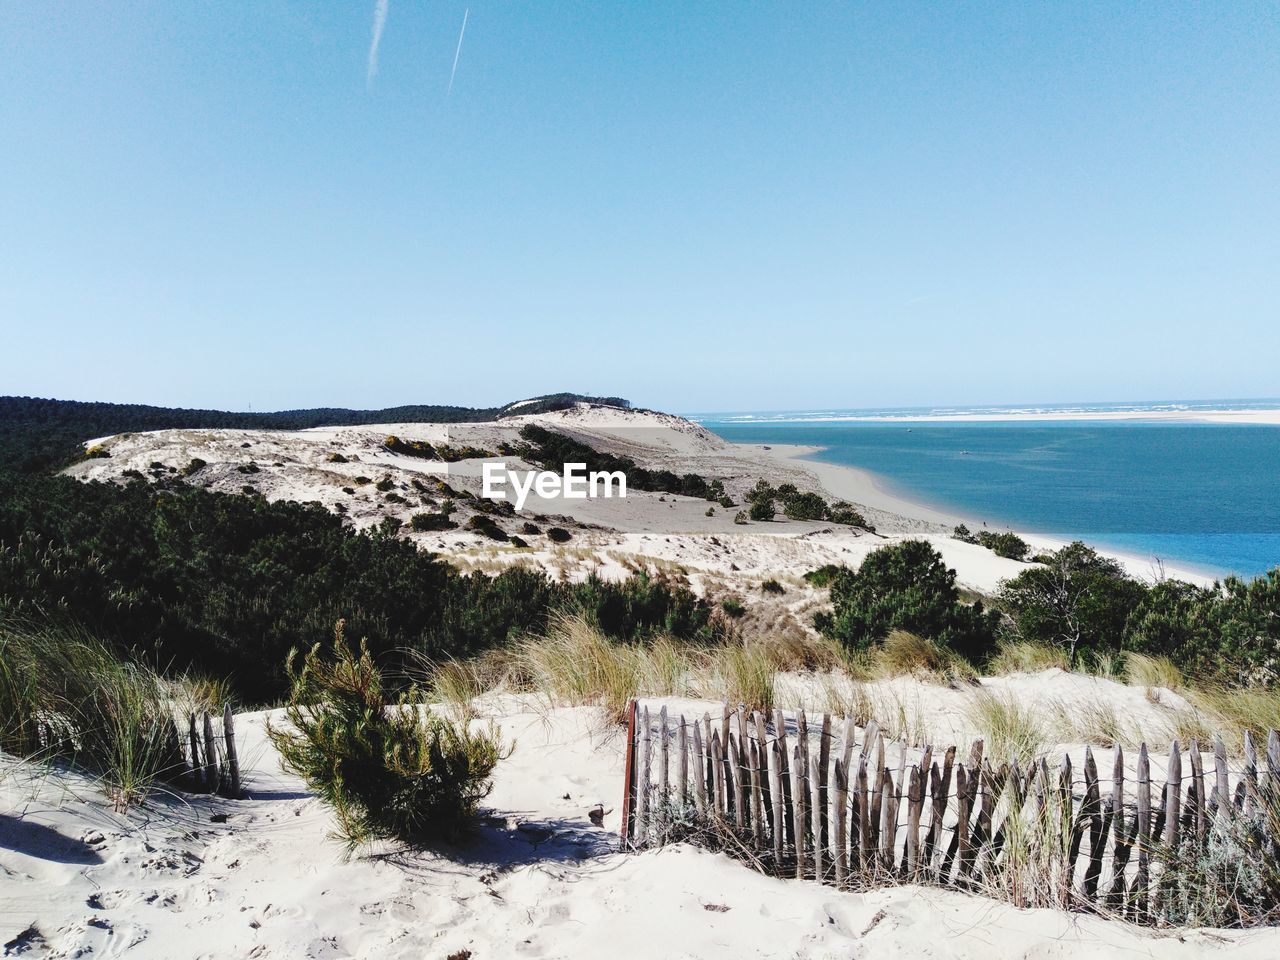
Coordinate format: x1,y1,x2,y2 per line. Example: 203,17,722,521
987,640,1069,675
864,629,978,685
1124,652,1184,693
0,619,187,810
965,690,1045,766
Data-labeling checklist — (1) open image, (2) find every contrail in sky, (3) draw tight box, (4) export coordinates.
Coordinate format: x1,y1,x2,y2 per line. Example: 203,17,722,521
367,0,389,87
448,8,469,94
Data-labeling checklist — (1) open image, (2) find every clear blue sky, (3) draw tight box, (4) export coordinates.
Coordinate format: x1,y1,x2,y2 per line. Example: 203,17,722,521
3,2,1277,413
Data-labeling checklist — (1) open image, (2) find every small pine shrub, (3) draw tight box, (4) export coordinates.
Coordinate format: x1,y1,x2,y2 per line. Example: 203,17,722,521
354,475,372,485
761,579,784,595
722,598,746,618
465,515,509,541
375,477,395,492
180,458,206,476
546,527,572,543
718,495,734,508
411,512,457,532
748,499,775,522
733,510,748,525
327,452,349,463
267,622,507,851
510,535,528,548
705,506,715,517
520,522,541,535
952,523,977,543
803,564,842,588
237,463,260,474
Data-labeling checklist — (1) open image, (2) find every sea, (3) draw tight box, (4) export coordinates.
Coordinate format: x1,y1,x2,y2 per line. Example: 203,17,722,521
691,401,1280,580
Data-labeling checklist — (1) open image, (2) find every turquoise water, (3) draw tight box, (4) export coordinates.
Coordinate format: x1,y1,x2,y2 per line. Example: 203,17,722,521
694,411,1280,579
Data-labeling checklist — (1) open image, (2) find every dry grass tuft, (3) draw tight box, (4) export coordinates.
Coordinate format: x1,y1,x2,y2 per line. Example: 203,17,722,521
965,690,1044,766
870,630,978,686
987,640,1068,675
1124,652,1183,693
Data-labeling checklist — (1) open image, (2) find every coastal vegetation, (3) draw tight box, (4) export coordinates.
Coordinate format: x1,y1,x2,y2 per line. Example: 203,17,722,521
268,621,507,850
0,471,717,704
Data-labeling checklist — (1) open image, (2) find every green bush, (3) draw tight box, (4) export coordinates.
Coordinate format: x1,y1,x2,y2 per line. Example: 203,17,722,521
782,491,828,521
998,542,1147,665
976,530,1029,561
465,515,509,541
828,502,870,529
547,527,572,543
733,510,748,525
375,477,395,492
803,564,841,588
761,579,785,595
815,540,999,661
748,499,775,522
952,523,977,543
267,623,507,850
410,512,457,532
722,598,746,618
718,495,734,508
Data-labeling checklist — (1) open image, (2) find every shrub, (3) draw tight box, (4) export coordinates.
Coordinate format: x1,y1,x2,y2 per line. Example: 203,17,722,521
803,564,842,588
828,502,870,529
267,622,507,850
354,475,372,485
722,598,746,618
327,452,348,464
998,542,1147,665
733,511,748,525
976,530,1029,561
546,527,572,543
782,491,828,521
815,540,999,661
761,579,785,595
236,463,259,474
748,499,775,522
718,495,734,508
510,535,528,548
952,524,977,543
705,507,715,517
465,515,508,541
410,512,457,532
384,492,406,504
375,477,395,492
520,521,541,535
180,457,207,476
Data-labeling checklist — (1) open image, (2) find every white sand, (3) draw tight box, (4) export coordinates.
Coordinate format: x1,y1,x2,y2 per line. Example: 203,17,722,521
4,677,1276,958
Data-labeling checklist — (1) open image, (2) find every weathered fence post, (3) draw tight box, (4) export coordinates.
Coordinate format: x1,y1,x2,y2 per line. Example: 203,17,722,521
222,703,241,799
620,699,638,843
202,711,220,795
1165,741,1182,852
791,743,807,879
833,758,849,887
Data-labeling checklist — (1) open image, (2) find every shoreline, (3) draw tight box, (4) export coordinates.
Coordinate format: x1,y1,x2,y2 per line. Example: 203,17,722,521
697,406,1280,426
752,441,1219,587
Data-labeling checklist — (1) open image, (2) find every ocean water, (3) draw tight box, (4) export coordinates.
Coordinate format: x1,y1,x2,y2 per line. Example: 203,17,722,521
694,408,1280,579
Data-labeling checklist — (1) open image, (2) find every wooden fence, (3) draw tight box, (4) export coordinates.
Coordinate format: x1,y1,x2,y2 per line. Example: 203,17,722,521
619,699,1280,921
181,704,241,798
